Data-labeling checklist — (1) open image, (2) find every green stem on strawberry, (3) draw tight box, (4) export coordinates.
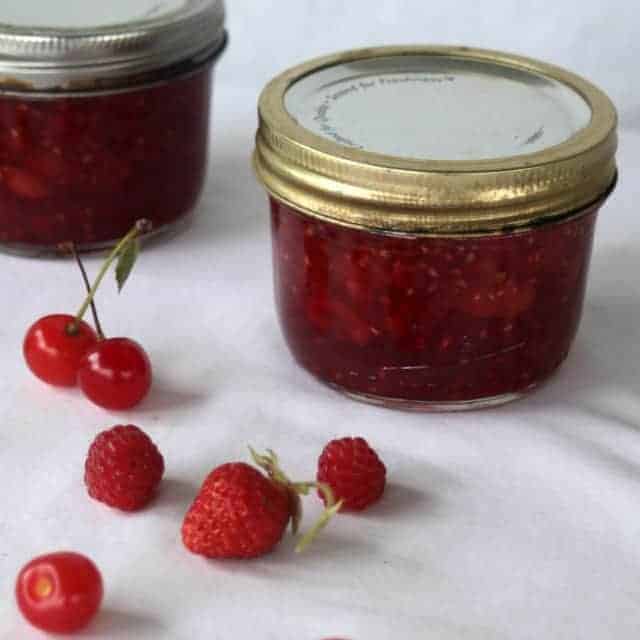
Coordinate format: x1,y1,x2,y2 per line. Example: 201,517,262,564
249,448,290,485
249,447,302,532
68,219,151,335
249,447,343,553
295,491,343,554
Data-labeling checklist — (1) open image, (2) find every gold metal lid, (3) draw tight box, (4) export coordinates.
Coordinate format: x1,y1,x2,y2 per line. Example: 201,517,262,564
254,45,617,235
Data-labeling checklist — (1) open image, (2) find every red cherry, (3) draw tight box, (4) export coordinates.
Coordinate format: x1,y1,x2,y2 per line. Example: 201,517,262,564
15,551,103,634
23,314,98,387
78,337,152,410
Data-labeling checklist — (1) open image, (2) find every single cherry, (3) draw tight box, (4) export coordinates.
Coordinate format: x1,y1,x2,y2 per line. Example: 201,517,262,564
23,315,98,387
78,337,152,410
15,551,103,634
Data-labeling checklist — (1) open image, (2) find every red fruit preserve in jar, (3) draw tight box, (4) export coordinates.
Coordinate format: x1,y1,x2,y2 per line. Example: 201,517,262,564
254,46,618,410
0,0,227,255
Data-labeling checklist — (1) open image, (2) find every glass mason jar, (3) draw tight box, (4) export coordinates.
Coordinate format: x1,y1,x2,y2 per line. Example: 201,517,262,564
0,0,226,255
254,46,618,411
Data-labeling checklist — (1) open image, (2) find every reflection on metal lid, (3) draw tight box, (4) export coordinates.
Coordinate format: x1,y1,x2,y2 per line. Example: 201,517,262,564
0,0,226,92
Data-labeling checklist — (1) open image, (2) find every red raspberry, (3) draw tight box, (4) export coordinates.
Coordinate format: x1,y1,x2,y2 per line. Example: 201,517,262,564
182,462,293,559
85,425,164,512
317,437,386,511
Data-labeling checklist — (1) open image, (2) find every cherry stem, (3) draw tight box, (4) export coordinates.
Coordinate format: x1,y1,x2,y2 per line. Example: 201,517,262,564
72,220,150,328
67,243,105,340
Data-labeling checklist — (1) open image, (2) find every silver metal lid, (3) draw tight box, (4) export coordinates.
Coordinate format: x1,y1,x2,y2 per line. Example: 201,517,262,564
0,0,226,92
284,54,593,161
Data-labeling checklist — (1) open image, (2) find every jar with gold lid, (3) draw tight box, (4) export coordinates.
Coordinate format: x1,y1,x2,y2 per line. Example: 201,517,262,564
254,46,618,410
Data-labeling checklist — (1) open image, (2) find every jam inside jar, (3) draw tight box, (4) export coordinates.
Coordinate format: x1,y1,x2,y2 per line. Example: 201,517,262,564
0,0,226,255
272,199,600,409
0,70,212,252
255,46,618,409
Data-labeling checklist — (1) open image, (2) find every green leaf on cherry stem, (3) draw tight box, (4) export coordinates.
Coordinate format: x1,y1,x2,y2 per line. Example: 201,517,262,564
115,237,140,293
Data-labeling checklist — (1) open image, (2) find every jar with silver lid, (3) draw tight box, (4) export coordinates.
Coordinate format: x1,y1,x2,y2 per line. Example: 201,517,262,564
0,0,226,255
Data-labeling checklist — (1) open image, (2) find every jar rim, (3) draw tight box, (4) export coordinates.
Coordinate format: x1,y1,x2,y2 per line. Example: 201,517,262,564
254,45,618,235
0,0,226,92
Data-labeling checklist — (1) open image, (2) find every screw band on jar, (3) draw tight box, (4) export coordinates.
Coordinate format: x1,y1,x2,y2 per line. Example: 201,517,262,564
0,0,227,93
254,45,617,235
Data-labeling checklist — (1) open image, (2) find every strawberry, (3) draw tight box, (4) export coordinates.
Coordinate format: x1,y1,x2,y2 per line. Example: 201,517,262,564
317,437,386,511
84,425,164,512
182,449,342,560
182,462,292,559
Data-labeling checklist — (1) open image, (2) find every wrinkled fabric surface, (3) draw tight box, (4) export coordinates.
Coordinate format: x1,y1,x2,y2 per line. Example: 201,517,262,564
1,2,639,638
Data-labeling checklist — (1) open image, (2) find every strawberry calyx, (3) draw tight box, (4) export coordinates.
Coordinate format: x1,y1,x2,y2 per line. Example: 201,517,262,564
249,447,343,552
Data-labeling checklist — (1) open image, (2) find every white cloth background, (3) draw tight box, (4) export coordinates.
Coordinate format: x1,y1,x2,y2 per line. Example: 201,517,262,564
1,1,639,638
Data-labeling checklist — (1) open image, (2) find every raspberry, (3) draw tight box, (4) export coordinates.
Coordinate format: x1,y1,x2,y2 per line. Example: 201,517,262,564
84,425,164,512
317,437,386,511
182,462,293,559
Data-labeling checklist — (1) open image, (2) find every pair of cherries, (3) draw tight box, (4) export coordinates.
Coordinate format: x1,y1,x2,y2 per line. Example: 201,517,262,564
23,221,152,411
24,317,150,410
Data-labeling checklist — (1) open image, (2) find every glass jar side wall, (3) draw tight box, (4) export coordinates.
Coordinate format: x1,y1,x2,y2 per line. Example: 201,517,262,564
270,199,599,408
0,67,213,254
